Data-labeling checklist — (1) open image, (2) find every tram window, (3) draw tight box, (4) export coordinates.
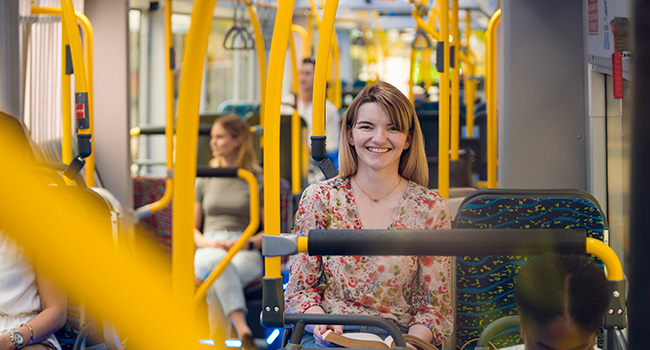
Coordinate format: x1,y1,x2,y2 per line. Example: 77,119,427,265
129,10,259,176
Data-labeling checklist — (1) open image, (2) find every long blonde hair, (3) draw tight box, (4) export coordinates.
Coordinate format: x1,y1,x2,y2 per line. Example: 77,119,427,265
339,82,428,187
209,115,262,174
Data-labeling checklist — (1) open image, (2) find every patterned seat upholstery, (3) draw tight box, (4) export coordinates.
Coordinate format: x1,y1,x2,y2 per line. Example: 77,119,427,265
453,189,607,350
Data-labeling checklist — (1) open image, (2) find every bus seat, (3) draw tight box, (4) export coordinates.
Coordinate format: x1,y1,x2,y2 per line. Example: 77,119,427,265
216,100,261,118
132,176,292,255
133,174,292,341
452,189,607,350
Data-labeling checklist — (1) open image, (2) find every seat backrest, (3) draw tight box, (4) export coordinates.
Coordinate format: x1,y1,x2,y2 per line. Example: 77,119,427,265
452,189,607,350
132,176,292,256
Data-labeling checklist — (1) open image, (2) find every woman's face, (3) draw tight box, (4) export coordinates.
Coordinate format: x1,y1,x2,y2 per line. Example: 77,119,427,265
347,102,410,174
210,122,242,159
521,316,597,350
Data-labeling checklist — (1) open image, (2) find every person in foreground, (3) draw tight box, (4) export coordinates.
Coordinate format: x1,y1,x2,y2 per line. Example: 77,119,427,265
194,115,263,350
0,113,67,350
502,254,609,350
285,82,454,347
0,232,67,350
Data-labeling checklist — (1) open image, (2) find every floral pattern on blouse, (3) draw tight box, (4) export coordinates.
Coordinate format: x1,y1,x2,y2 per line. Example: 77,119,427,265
285,177,453,345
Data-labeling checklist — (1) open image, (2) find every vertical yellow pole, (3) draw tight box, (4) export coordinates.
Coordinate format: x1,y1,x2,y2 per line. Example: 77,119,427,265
371,10,388,58
316,0,338,106
486,9,501,189
61,15,72,169
31,5,94,186
78,15,95,186
263,0,298,278
289,34,302,195
171,0,218,322
450,0,460,161
421,49,431,91
438,0,450,199
248,3,267,132
313,0,339,141
307,12,315,57
409,48,416,105
331,34,341,109
464,9,475,139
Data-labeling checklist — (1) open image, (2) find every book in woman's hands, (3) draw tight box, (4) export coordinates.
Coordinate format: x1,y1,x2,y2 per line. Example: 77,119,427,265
321,330,438,350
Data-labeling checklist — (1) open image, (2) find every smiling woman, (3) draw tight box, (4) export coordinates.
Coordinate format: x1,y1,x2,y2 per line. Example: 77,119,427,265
285,82,454,348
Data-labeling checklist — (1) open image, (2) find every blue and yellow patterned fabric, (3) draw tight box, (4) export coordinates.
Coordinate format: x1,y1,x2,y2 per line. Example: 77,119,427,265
216,100,261,118
453,189,607,350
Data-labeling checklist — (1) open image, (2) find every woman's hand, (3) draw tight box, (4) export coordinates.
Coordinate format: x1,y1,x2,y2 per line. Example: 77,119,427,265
406,324,433,349
310,324,343,347
302,305,343,347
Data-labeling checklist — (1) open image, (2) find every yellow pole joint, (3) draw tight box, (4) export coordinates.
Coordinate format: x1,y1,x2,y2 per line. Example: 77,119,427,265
291,24,311,59
586,238,624,281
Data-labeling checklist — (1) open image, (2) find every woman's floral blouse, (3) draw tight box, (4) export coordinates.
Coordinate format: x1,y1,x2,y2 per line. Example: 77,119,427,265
285,177,453,345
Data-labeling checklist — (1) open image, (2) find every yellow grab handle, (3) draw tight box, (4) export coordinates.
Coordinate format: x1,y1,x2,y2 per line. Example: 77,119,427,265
291,24,311,59
194,169,260,305
248,2,267,132
586,238,624,281
172,0,219,310
262,0,299,279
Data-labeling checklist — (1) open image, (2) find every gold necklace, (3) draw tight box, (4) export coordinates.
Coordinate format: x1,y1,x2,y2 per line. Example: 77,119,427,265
353,176,402,203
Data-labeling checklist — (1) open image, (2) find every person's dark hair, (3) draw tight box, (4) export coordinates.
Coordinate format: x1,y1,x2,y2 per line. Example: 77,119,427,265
302,57,316,65
515,254,609,334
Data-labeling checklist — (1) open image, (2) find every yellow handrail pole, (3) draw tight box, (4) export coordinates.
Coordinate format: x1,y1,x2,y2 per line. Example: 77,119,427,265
421,49,431,91
486,9,501,189
76,13,95,187
313,0,339,145
291,24,311,59
247,1,267,137
409,48,416,105
289,33,303,195
586,238,624,281
136,0,175,217
142,0,176,214
0,166,204,349
412,8,440,42
316,0,338,106
450,0,460,161
307,11,315,56
194,169,259,304
32,6,93,185
62,16,73,168
331,33,341,109
61,0,95,185
172,0,218,316
263,0,298,279
464,9,475,138
437,0,450,199
421,3,436,93
371,10,388,58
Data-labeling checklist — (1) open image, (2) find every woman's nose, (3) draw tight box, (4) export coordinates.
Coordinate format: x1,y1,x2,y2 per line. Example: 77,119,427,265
371,128,387,142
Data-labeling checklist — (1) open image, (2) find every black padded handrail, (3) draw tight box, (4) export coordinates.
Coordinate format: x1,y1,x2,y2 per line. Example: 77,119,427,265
196,166,239,178
306,229,587,256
